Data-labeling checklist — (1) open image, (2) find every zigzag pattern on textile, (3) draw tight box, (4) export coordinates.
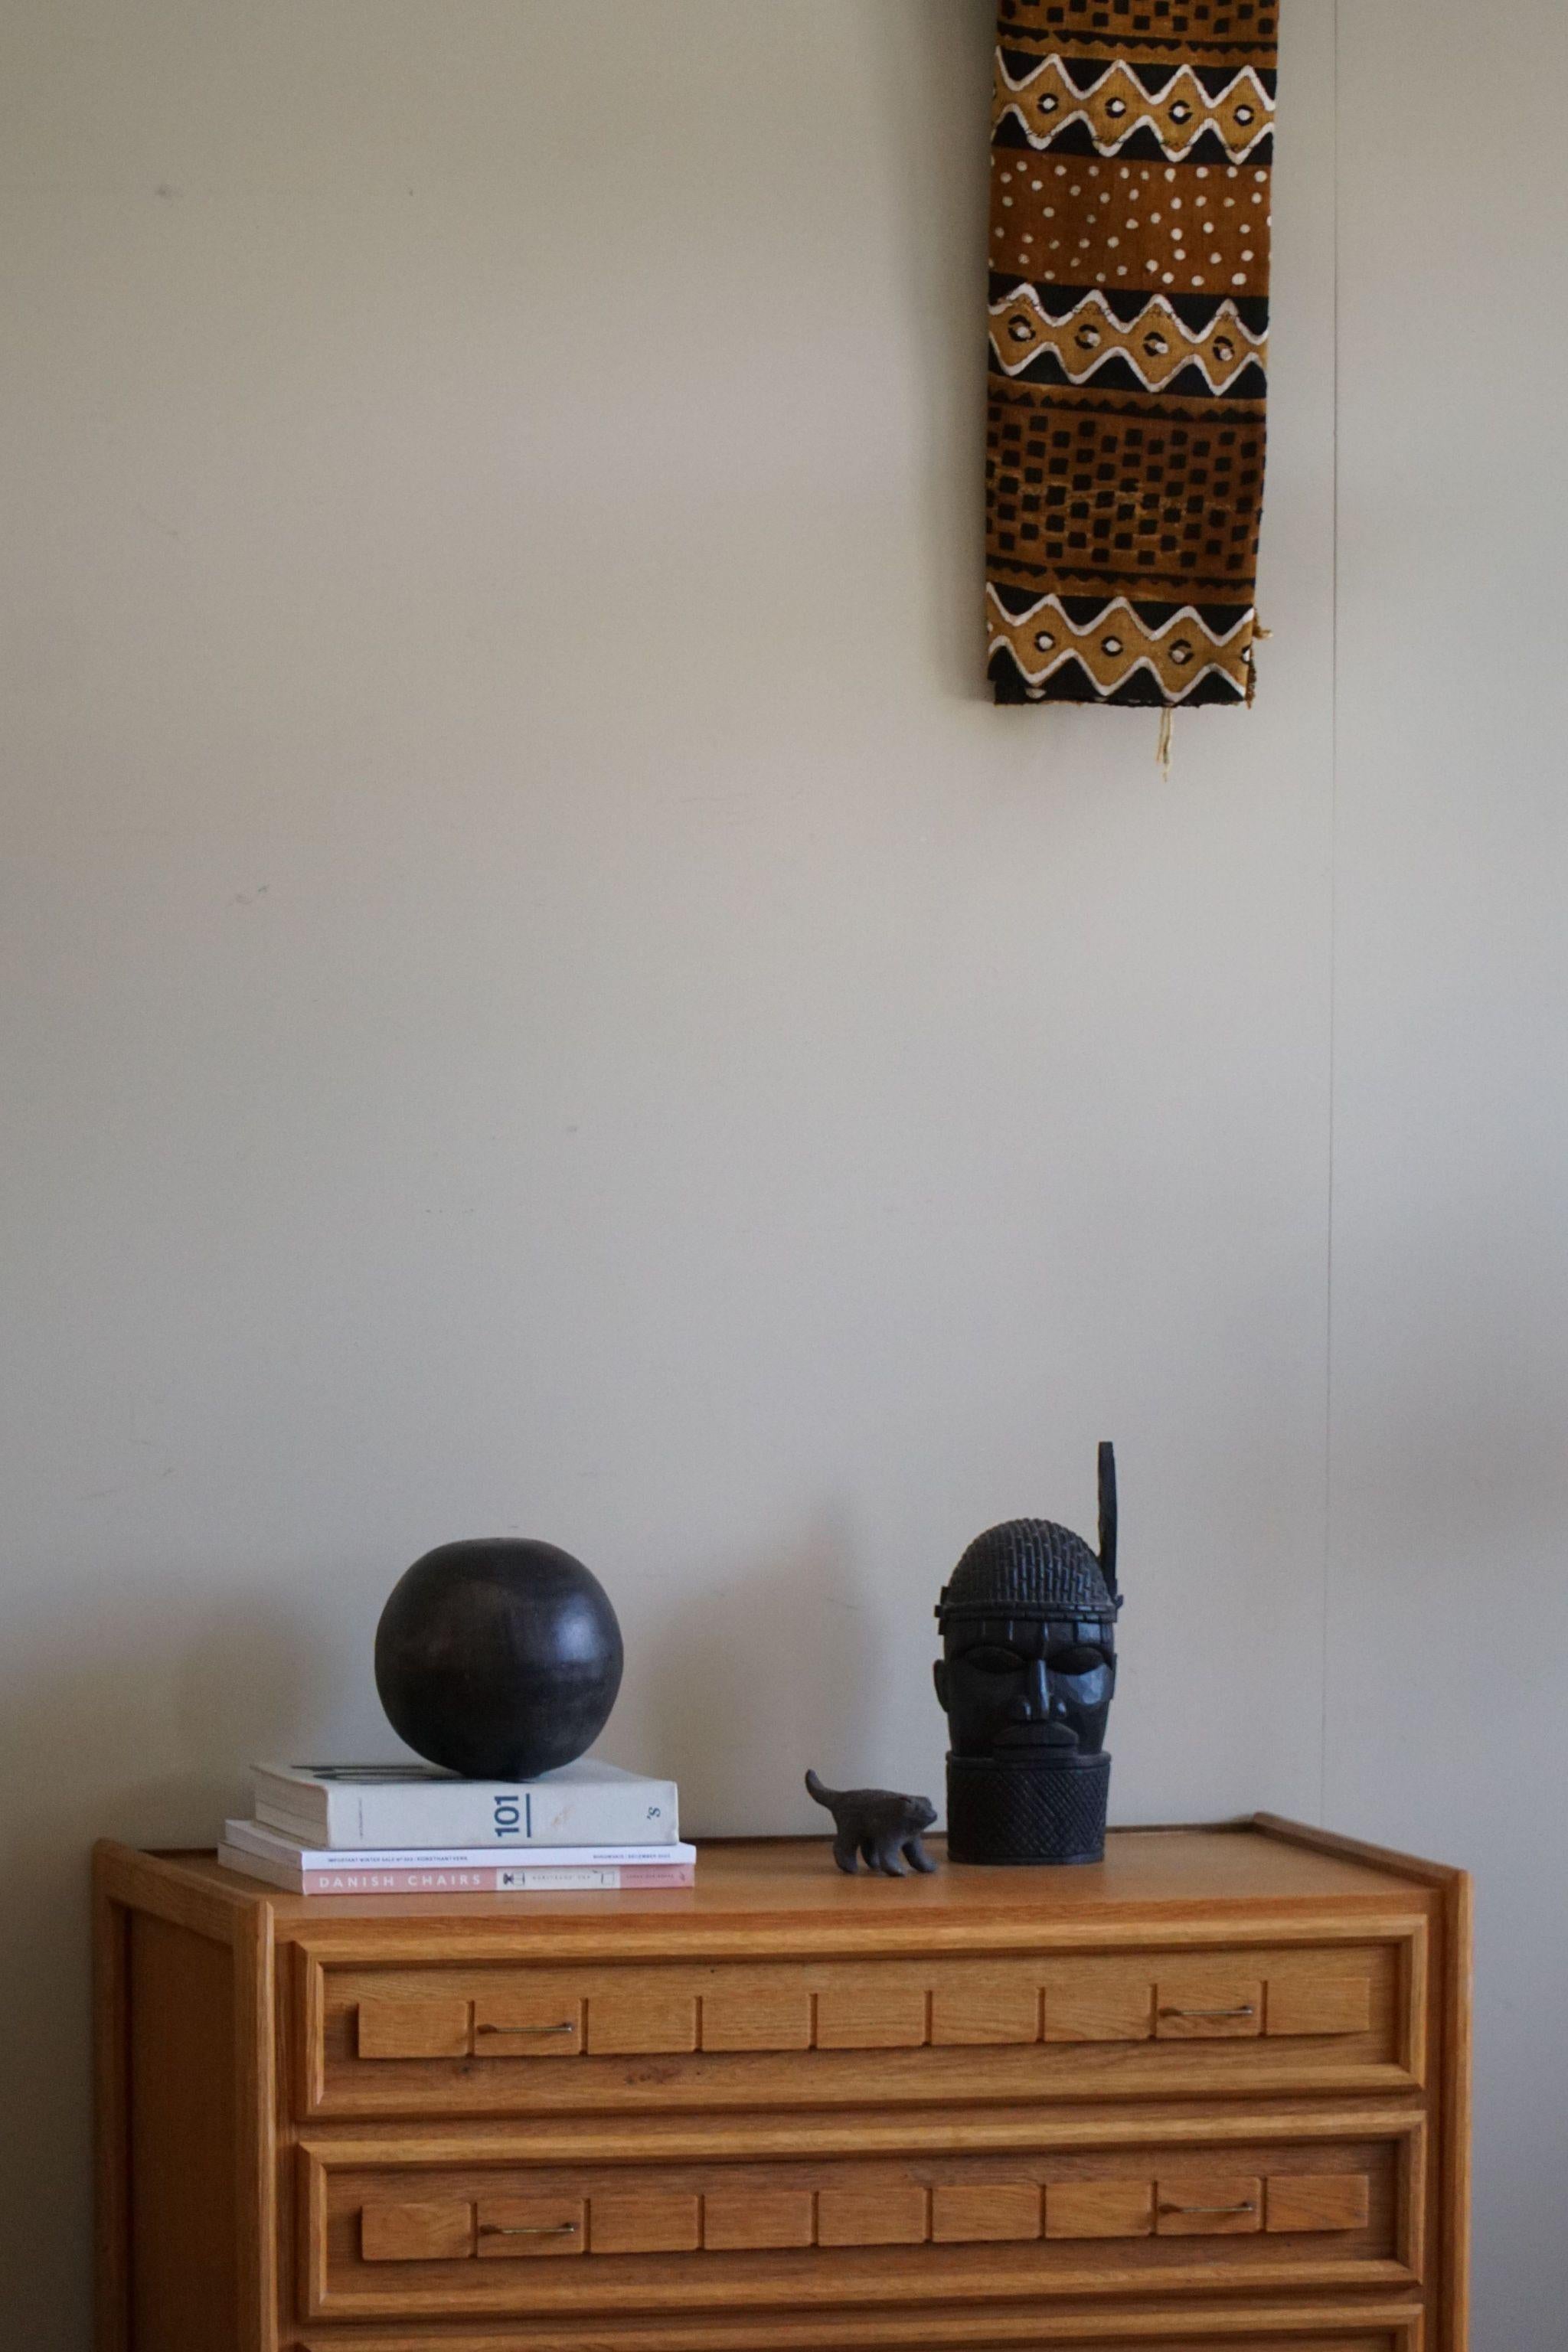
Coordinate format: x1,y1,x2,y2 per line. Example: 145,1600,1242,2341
994,52,1274,162
989,285,1267,395
986,586,1255,703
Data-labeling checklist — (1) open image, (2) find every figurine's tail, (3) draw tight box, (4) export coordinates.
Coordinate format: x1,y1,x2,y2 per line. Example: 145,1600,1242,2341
804,1769,838,1810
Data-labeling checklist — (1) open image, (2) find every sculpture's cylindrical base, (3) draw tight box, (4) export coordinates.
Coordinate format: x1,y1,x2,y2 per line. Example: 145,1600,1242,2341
946,1749,1111,1867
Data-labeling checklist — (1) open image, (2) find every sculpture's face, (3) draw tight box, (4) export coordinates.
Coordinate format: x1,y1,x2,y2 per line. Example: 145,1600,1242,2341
934,1615,1116,1761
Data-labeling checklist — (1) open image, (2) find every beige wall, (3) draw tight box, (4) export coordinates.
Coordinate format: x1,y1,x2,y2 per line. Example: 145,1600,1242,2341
0,3,1559,2343
1328,5,1568,2341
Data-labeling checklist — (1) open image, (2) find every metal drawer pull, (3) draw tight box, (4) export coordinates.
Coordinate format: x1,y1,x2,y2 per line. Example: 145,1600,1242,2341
476,2021,577,2036
1160,2200,1256,2216
1159,2004,1256,2019
481,2220,580,2236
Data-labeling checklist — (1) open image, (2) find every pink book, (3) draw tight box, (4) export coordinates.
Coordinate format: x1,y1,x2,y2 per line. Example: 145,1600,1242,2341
219,1844,693,1897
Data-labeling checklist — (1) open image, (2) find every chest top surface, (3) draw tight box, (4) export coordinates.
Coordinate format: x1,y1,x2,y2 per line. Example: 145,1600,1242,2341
148,1818,1446,1949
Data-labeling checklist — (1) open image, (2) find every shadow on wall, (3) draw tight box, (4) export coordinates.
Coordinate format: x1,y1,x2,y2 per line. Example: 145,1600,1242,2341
873,0,997,704
0,1587,350,2347
616,1509,891,1839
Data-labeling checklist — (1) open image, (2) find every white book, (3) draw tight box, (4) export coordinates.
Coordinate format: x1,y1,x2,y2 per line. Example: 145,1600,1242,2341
218,1844,694,1897
251,1756,678,1851
224,1817,695,1873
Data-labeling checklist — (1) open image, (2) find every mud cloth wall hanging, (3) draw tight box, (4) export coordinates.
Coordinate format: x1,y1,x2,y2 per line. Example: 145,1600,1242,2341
985,0,1279,707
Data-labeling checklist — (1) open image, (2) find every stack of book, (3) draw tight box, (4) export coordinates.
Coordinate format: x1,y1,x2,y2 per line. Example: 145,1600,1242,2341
219,1758,691,1895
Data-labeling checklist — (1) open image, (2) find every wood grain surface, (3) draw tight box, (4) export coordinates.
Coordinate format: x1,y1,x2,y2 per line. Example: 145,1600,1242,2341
92,1817,1466,2352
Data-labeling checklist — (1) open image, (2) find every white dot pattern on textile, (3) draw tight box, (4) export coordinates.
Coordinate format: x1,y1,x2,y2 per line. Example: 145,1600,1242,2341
988,79,1275,304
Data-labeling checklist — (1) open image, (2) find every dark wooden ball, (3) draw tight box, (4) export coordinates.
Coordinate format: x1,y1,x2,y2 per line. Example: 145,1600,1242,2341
374,1538,624,1780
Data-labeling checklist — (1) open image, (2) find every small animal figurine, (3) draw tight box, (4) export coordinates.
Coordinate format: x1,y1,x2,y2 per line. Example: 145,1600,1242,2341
805,1770,939,1877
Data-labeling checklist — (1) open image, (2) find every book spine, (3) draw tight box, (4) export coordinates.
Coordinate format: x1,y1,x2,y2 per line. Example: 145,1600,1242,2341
296,1863,694,1894
315,1779,680,1850
224,1821,696,1871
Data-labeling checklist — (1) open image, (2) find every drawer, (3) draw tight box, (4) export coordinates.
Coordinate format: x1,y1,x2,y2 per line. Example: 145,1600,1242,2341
297,2118,1425,2322
296,1934,1424,2118
292,2322,1426,2352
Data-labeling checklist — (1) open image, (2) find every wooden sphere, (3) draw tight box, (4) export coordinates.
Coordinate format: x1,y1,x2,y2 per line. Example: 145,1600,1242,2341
374,1537,623,1780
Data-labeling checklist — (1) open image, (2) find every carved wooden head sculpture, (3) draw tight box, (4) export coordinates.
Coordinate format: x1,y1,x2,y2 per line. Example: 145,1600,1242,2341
934,1443,1121,1866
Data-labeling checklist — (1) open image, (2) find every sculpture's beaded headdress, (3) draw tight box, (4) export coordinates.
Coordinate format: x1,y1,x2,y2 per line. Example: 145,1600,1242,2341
936,1444,1120,1624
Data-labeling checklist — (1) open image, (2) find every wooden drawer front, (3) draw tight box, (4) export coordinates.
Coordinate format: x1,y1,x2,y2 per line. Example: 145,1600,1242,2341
305,1935,1421,2118
303,2126,1421,2321
293,2328,1424,2352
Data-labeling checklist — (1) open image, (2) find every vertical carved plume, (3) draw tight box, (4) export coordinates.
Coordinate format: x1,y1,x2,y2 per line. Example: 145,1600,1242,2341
1097,1441,1119,1599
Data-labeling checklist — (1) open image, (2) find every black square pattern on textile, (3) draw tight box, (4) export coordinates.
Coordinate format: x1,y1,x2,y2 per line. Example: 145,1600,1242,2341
998,0,1277,42
986,389,1264,586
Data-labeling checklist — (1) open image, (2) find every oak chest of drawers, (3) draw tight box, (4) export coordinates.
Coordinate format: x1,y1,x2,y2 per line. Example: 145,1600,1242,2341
94,1815,1468,2352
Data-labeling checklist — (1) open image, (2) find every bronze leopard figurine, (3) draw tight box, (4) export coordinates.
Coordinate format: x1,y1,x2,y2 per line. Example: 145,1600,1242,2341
805,1769,939,1876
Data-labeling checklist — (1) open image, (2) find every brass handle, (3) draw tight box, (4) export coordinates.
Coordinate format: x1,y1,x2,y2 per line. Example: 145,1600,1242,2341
1161,2200,1256,2216
476,2021,577,2036
481,2221,580,2236
1160,2004,1256,2019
